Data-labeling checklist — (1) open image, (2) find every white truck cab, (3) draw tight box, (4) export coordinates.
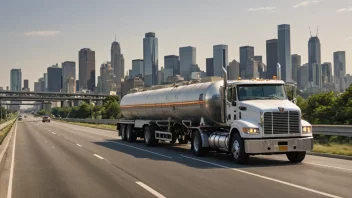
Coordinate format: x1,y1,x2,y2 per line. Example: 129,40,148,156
223,79,313,163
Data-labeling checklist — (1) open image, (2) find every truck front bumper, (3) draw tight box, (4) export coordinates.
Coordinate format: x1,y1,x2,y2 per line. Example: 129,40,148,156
244,137,313,154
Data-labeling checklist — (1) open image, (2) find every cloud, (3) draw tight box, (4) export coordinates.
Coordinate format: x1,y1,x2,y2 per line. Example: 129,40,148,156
248,7,276,12
293,1,320,8
336,6,352,12
24,30,60,36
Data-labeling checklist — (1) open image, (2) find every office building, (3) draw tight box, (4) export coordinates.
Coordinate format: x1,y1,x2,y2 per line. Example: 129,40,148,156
143,32,158,86
62,61,76,93
278,24,292,82
121,77,144,98
111,40,124,86
308,36,321,82
158,67,164,85
47,64,62,92
312,63,322,88
321,62,333,84
164,55,179,75
34,82,40,92
179,46,196,80
291,54,301,83
239,46,254,78
23,79,29,89
79,48,95,91
131,59,144,78
10,69,22,91
98,62,117,94
228,60,240,80
39,77,45,92
298,64,309,89
266,39,278,79
206,58,214,77
334,51,346,92
254,56,266,78
213,45,228,77
43,73,48,91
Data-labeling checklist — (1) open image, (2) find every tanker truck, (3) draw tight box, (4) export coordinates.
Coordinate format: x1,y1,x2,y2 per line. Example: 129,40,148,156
117,70,313,164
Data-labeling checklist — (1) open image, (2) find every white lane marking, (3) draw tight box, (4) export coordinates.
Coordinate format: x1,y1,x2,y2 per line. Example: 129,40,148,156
136,181,166,198
7,122,18,198
93,154,104,160
76,144,82,147
48,129,51,132
305,162,352,172
52,146,55,149
108,141,172,159
181,155,341,198
51,122,115,138
52,132,56,135
36,133,38,134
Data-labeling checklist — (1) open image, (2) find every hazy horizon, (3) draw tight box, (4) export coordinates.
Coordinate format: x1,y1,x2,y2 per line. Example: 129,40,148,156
1,0,351,90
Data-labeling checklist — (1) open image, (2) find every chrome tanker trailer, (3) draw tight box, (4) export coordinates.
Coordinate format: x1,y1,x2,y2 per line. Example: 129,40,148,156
117,70,313,164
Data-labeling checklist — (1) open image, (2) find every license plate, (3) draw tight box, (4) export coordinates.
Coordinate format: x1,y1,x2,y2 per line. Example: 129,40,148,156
279,145,288,151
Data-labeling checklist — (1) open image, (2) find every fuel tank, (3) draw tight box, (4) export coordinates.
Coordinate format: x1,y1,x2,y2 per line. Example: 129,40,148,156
120,80,225,126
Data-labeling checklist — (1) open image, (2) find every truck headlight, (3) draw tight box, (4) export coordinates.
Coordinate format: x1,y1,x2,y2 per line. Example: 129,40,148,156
243,127,260,134
302,126,312,134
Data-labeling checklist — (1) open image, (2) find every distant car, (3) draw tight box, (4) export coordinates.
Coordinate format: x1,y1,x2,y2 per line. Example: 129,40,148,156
42,115,50,123
18,116,23,121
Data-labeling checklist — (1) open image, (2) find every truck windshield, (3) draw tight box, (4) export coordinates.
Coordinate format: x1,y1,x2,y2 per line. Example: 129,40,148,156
237,84,287,101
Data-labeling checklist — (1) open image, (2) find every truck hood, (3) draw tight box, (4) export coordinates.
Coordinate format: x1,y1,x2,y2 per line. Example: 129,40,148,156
240,100,300,112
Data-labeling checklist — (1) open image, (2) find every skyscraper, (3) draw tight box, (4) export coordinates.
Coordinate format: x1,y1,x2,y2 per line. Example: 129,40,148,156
334,51,346,91
10,69,22,91
164,55,179,75
206,58,214,77
179,46,196,80
111,40,124,87
62,61,76,93
98,62,117,94
308,36,321,82
239,46,254,78
131,59,144,78
312,63,322,88
291,54,301,83
321,62,333,84
213,45,228,77
266,39,278,79
143,32,158,86
47,64,62,92
298,64,309,89
278,24,292,82
79,48,95,91
44,73,48,91
228,60,240,80
23,79,29,89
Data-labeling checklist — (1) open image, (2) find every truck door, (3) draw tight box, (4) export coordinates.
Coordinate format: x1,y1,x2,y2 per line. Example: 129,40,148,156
226,86,237,124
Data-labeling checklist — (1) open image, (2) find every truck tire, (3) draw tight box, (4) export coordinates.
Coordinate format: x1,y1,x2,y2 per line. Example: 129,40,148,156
144,126,157,146
230,133,249,164
126,124,137,142
120,124,127,141
192,130,208,156
286,151,306,163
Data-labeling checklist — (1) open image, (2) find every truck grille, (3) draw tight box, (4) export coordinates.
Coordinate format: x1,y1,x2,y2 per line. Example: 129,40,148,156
263,111,300,135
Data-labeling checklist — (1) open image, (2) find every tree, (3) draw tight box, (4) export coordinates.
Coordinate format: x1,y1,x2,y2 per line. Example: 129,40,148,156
104,101,121,119
1,107,7,119
77,102,92,118
303,91,336,124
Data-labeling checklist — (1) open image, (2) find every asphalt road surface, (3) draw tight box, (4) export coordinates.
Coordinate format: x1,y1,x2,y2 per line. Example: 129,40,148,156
0,116,351,198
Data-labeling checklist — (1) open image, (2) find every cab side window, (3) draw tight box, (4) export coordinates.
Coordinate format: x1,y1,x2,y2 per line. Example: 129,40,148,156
227,87,237,102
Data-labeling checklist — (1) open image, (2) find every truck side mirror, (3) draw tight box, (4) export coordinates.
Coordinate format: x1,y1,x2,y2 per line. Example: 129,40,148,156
232,101,237,106
292,98,297,104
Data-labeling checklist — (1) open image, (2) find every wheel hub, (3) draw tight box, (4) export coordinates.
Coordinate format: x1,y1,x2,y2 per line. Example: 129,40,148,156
232,140,240,159
193,135,199,152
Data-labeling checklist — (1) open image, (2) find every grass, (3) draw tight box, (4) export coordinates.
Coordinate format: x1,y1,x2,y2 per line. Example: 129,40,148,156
58,120,117,131
313,143,352,156
0,121,15,145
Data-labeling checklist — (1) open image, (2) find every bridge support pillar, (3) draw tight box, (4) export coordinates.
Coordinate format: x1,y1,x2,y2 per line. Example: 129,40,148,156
0,100,2,121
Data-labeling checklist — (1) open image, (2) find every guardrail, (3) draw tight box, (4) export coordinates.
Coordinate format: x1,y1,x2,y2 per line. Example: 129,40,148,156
59,118,352,137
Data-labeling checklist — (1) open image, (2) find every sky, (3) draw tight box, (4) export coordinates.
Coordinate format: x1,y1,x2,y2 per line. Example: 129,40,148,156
1,0,351,90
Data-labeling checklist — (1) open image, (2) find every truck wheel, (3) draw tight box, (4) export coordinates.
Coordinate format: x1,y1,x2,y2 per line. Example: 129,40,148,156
192,130,208,156
144,126,157,146
230,133,249,164
286,152,306,163
120,124,127,141
126,124,137,142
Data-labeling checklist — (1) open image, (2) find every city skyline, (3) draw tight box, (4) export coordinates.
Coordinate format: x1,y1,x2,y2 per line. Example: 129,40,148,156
1,0,351,90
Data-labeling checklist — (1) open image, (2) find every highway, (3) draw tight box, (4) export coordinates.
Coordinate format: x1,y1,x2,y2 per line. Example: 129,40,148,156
0,117,351,198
